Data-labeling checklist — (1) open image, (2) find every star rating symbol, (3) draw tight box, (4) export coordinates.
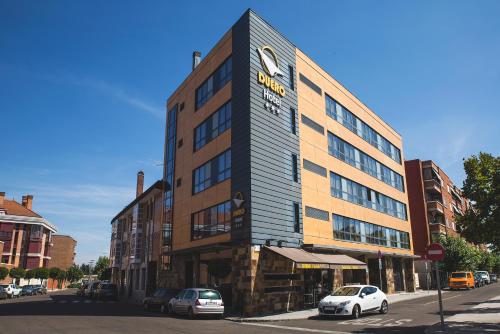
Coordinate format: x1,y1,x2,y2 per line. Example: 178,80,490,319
264,102,280,115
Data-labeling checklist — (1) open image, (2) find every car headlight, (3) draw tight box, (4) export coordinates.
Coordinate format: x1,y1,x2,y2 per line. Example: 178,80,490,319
338,301,351,307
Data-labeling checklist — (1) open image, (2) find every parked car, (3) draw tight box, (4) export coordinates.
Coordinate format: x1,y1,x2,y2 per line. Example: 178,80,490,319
168,288,224,319
449,272,475,290
476,271,491,284
490,273,497,283
474,272,485,288
143,288,180,313
318,285,388,319
21,285,36,296
95,283,118,300
0,284,22,298
0,286,8,300
32,285,47,295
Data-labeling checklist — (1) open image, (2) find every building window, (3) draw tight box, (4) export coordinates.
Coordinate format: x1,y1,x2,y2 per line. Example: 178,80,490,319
193,149,231,194
301,114,324,135
288,65,295,90
327,132,404,191
292,154,298,182
194,101,231,151
330,172,407,220
293,202,300,233
290,108,296,134
325,94,402,164
305,206,329,221
333,214,410,249
299,73,322,95
303,159,327,177
195,57,232,110
192,200,231,240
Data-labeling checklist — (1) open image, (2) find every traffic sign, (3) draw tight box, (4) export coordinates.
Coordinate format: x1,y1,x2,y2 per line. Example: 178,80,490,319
427,243,445,262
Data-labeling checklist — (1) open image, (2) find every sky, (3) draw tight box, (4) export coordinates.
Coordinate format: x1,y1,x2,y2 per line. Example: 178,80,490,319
1,1,499,264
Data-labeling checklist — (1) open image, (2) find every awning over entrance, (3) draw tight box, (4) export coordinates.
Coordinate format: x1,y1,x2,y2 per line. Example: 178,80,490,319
265,246,367,270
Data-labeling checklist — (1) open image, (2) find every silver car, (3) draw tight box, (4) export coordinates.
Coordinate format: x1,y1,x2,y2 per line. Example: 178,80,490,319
168,288,224,319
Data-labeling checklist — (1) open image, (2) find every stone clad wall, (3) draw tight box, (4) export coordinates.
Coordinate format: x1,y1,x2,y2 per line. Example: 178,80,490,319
232,246,304,316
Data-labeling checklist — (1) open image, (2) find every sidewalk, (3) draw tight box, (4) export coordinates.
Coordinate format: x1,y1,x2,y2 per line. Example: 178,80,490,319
227,289,443,322
425,294,500,333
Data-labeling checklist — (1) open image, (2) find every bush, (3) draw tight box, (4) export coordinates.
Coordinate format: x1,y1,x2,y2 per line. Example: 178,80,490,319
67,282,81,289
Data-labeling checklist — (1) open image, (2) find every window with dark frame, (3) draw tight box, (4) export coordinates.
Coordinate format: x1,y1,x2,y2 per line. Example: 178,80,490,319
288,65,295,90
293,202,300,233
195,57,232,110
292,154,298,182
290,107,296,134
193,149,231,194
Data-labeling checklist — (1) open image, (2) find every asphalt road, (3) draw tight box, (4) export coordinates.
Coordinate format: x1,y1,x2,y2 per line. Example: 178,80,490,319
0,284,498,334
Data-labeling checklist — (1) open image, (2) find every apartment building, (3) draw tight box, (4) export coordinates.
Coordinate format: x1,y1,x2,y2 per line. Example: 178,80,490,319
405,160,469,286
50,235,77,270
109,172,164,301
0,192,57,272
160,9,415,315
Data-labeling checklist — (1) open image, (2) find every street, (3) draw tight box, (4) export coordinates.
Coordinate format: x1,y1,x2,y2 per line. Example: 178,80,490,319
0,284,499,334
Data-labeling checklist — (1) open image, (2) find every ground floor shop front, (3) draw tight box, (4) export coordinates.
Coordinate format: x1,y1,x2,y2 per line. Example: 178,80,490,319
156,244,416,316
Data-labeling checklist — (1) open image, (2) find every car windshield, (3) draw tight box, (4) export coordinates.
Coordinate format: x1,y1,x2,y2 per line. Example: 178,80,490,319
198,290,221,300
0,285,8,288
451,273,467,278
332,287,361,296
22,286,32,289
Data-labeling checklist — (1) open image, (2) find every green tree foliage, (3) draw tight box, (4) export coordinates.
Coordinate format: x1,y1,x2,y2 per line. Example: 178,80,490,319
49,267,61,289
80,263,91,275
99,268,111,281
9,267,26,280
457,152,500,250
35,267,49,280
0,267,9,280
56,270,67,289
92,256,110,278
438,235,500,273
66,265,84,283
25,269,34,284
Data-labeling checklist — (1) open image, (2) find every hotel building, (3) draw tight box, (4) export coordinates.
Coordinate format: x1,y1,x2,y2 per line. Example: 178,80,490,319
0,192,57,273
405,159,469,287
161,10,415,315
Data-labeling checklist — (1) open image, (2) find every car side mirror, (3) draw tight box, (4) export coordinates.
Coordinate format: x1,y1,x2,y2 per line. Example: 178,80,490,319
360,293,366,298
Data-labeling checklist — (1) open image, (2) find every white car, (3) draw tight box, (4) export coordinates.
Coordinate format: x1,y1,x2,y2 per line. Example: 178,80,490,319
168,288,224,319
0,284,22,298
476,271,490,284
318,285,388,319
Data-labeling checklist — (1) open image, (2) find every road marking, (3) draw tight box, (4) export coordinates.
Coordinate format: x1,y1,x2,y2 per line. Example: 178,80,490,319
84,300,91,303
338,317,413,327
72,300,79,303
239,322,372,334
424,294,462,305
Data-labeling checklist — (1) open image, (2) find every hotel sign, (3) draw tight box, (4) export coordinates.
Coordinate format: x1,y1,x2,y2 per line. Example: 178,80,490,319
256,46,286,115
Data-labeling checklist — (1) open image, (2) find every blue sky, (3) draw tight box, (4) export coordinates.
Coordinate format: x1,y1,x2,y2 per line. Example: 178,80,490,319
1,1,499,264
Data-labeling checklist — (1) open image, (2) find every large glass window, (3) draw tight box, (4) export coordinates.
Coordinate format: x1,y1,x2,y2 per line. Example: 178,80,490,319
193,149,231,194
333,214,410,249
330,172,407,220
192,201,231,240
328,133,404,191
194,101,231,151
195,57,232,110
325,94,402,164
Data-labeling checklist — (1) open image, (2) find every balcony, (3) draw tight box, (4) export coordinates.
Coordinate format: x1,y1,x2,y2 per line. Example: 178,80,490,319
427,200,445,214
452,203,463,216
424,178,442,194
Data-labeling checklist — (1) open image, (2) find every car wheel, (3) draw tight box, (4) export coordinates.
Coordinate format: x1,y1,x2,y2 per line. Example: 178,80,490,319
187,307,195,319
160,304,166,313
379,300,388,314
352,304,361,319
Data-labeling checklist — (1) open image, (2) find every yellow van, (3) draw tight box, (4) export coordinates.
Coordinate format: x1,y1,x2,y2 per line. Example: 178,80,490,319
449,272,474,290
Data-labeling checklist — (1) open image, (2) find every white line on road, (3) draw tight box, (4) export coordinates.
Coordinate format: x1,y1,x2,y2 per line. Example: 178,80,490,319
239,322,372,334
424,294,462,305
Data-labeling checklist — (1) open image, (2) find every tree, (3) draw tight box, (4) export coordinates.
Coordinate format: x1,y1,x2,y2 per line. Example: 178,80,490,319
49,267,61,290
66,265,84,283
437,235,481,272
93,256,110,278
56,270,67,289
99,268,111,281
457,152,500,250
80,263,91,276
0,267,8,281
9,267,26,283
25,269,35,284
35,267,49,281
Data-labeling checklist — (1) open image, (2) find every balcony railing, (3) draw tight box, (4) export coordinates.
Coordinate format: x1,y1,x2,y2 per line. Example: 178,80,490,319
427,200,444,214
424,178,442,193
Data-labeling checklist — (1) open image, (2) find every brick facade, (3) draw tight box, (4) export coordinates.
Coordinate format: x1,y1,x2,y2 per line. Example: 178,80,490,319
49,235,76,270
